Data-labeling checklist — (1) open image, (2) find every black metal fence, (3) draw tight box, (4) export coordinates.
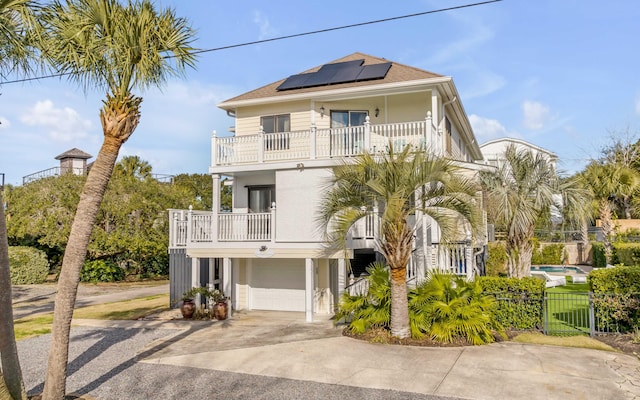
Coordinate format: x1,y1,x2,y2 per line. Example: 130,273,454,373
492,292,640,337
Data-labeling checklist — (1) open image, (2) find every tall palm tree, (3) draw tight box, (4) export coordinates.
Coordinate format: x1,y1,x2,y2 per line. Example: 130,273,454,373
480,145,562,278
38,1,196,398
113,155,153,180
319,145,479,338
1,1,38,399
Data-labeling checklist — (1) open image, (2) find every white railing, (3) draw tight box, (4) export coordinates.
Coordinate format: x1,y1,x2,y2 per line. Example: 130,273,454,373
218,212,271,241
212,115,441,166
435,242,472,277
350,213,377,239
168,208,275,247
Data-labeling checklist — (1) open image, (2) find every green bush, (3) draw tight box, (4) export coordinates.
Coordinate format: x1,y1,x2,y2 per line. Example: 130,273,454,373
531,242,565,265
8,246,49,284
80,260,125,283
486,242,508,276
589,266,640,332
611,242,640,267
591,242,607,268
477,276,545,330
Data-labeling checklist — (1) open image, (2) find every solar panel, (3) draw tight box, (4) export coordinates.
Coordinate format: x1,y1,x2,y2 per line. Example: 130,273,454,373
276,60,391,91
355,62,392,81
276,73,312,91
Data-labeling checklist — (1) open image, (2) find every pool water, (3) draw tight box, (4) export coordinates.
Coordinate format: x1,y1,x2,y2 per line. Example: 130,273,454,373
532,265,586,274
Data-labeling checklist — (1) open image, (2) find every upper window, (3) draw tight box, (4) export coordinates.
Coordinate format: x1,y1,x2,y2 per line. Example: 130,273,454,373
261,114,290,150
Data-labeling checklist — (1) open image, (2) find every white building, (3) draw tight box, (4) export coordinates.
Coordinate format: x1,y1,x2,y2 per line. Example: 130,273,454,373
479,137,558,170
168,53,487,321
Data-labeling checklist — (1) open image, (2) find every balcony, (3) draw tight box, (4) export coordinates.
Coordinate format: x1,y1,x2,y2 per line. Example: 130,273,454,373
212,117,440,167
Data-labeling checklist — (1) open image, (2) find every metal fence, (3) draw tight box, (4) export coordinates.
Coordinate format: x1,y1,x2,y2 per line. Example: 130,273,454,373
491,292,640,337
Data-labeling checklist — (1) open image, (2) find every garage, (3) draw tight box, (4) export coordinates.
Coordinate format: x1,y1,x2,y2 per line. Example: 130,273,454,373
250,259,306,312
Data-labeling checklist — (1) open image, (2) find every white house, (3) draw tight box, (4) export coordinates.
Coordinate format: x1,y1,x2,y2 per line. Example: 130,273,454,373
168,53,487,321
479,137,558,170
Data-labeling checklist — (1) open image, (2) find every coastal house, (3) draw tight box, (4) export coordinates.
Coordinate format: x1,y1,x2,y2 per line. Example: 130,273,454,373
168,53,487,321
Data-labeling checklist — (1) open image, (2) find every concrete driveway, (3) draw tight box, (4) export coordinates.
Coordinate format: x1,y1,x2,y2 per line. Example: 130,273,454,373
91,311,640,400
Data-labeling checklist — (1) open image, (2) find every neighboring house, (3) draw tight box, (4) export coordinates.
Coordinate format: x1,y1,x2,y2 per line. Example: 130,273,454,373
479,137,558,170
22,148,92,184
168,53,487,321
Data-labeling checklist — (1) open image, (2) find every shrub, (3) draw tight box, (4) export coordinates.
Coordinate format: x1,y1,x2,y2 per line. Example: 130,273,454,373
531,242,565,265
80,260,125,283
589,266,640,332
591,242,607,268
8,246,49,284
486,242,507,276
611,242,640,267
477,276,545,330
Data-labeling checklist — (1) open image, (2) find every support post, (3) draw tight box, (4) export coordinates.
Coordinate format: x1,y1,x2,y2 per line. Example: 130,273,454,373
258,126,265,163
425,112,432,151
337,258,346,298
186,205,193,245
223,258,232,315
310,123,317,159
191,257,200,308
364,115,371,152
305,258,314,322
270,202,276,242
211,174,220,243
211,130,218,166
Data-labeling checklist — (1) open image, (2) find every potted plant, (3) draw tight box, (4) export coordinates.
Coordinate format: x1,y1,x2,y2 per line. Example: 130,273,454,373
208,289,229,320
180,289,198,319
181,287,228,320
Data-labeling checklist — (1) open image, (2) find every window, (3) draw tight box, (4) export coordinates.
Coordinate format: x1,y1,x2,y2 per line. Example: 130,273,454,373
261,114,290,150
330,110,367,128
330,110,368,155
248,185,275,213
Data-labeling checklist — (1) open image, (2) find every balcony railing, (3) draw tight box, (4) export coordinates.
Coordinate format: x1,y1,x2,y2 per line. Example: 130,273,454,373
212,116,440,166
23,166,86,184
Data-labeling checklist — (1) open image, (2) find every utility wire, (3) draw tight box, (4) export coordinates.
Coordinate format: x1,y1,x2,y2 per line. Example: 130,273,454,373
1,0,502,85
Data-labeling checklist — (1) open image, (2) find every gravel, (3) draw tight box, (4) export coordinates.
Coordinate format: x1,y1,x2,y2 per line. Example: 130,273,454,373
17,326,461,400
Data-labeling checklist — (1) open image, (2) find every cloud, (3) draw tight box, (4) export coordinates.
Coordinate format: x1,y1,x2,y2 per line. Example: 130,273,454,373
20,100,93,142
469,114,515,142
252,10,277,40
522,100,551,130
0,116,10,129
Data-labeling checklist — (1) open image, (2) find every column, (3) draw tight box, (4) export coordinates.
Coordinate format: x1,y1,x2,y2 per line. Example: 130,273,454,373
211,174,220,243
364,116,371,152
191,257,200,308
211,130,217,166
305,258,314,322
337,258,346,298
223,258,232,311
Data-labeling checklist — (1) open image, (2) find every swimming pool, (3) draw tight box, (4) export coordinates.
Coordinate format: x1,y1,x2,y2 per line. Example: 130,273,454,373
531,265,586,274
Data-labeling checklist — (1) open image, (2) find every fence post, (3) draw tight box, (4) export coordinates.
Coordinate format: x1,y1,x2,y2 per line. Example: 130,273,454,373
542,293,549,335
310,123,317,160
186,205,193,245
270,202,276,242
588,292,595,337
364,116,371,152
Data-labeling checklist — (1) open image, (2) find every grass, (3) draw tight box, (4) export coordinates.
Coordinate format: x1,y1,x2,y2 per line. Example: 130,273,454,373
14,294,169,341
547,282,590,293
512,331,616,352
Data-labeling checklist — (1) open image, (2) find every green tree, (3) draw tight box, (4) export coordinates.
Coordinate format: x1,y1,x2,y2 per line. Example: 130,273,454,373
320,145,479,338
173,173,213,210
479,145,585,278
1,1,39,398
113,155,152,181
38,1,196,398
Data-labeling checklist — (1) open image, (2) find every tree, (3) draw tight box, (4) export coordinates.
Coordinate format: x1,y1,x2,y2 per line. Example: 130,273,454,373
582,162,639,264
113,155,152,181
38,1,196,398
479,145,581,278
319,145,479,338
1,1,39,399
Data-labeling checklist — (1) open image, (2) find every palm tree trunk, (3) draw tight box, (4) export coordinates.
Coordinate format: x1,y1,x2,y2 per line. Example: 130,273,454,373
389,265,410,338
42,135,123,400
0,191,27,400
507,238,533,278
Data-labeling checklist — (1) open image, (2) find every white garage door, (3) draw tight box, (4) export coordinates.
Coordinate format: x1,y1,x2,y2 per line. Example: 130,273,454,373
250,260,305,312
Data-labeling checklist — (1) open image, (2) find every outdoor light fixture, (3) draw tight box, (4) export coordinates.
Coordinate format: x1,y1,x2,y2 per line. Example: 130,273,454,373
375,107,379,117
259,245,268,252
320,105,325,118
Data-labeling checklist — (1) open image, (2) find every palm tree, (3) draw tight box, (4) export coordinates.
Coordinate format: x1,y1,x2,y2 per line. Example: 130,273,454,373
582,162,639,264
1,1,39,399
113,155,153,180
320,144,479,338
480,145,563,278
38,1,196,398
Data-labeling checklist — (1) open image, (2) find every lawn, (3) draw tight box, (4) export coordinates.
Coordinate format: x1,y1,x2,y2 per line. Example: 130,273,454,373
14,294,169,340
545,282,590,336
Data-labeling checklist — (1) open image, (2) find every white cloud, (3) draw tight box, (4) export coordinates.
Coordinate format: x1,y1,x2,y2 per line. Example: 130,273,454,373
522,100,551,130
469,114,516,142
0,116,10,129
252,10,276,40
20,100,93,142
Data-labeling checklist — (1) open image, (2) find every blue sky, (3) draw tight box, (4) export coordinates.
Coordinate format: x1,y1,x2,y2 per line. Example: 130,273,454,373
1,0,639,185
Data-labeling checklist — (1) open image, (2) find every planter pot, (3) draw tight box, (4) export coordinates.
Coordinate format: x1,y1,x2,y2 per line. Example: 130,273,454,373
181,299,196,319
213,301,228,320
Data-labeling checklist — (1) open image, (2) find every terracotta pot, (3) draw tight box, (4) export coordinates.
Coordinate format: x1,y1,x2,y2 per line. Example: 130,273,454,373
181,299,196,319
213,301,228,320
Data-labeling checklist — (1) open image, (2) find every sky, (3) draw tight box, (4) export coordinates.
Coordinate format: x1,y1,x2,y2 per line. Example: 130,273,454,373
2,0,640,185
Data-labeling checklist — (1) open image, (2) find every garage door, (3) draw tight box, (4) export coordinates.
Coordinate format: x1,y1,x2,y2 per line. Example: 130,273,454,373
250,260,305,312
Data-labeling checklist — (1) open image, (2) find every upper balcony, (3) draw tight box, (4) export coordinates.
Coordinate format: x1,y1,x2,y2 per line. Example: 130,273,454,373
211,116,441,169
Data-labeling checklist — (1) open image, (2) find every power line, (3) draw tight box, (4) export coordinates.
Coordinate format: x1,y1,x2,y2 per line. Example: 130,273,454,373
0,0,502,85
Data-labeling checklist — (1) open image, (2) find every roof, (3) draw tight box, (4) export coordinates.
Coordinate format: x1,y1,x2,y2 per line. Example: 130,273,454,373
479,138,557,159
55,148,92,160
219,52,444,107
